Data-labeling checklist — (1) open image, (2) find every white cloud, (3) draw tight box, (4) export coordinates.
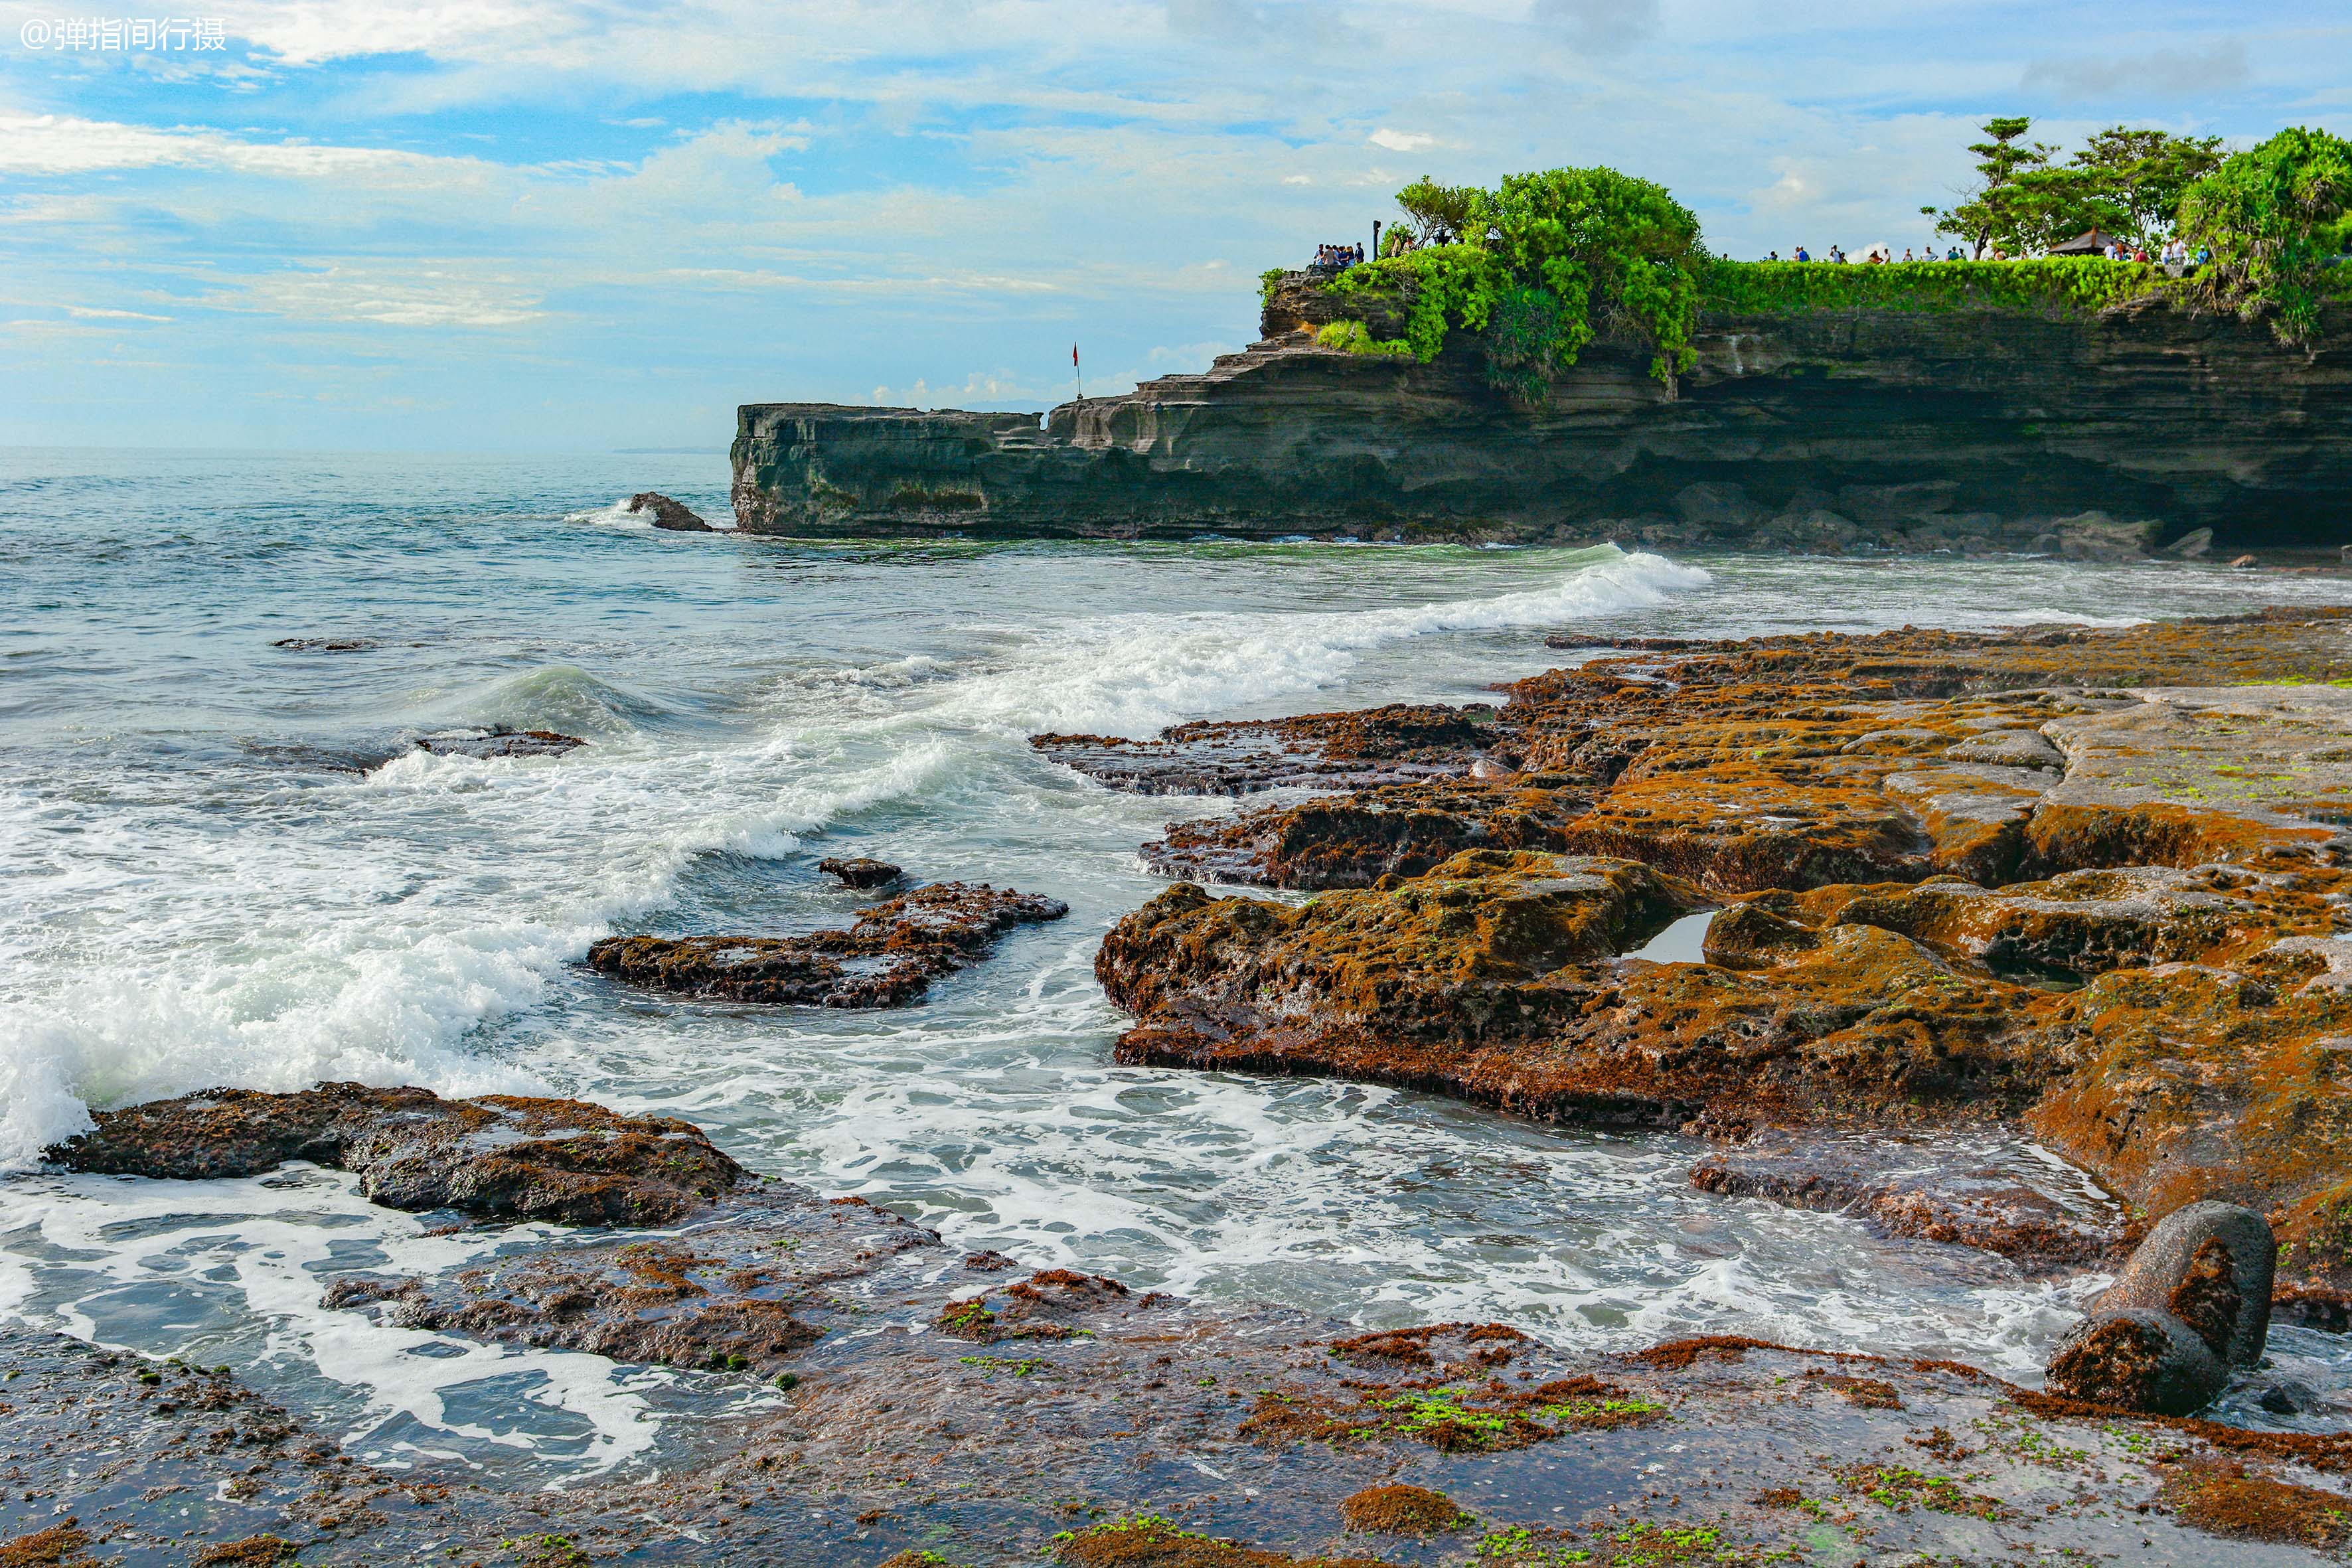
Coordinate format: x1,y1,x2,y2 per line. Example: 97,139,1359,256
1368,128,1433,152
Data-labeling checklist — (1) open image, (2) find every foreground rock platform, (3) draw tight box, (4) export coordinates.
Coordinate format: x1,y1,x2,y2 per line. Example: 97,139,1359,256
1080,609,2352,1308
20,1085,2352,1564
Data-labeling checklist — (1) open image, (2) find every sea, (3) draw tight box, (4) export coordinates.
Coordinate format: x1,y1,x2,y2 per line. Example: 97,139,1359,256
4,445,2349,1484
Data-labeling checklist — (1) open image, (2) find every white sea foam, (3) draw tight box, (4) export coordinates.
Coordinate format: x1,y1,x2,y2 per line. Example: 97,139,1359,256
913,546,1709,738
0,1167,686,1479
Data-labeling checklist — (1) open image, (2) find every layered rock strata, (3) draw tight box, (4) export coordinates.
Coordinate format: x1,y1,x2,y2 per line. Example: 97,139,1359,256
1075,609,2352,1304
733,281,2352,548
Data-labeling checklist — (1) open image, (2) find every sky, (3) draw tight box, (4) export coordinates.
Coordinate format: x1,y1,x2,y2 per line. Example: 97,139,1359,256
1,1,2345,451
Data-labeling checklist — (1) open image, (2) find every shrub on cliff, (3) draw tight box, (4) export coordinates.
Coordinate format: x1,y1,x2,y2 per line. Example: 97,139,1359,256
1324,166,1707,401
2178,126,2352,345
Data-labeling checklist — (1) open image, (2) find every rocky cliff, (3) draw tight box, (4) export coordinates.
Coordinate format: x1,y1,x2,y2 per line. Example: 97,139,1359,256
732,275,2352,550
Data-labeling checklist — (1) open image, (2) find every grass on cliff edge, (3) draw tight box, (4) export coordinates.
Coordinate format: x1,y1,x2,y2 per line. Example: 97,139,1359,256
1289,253,2348,334
1697,256,2180,316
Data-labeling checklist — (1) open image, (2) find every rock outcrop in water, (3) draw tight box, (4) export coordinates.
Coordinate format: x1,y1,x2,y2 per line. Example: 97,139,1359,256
732,280,2352,548
587,880,1069,1006
49,1083,742,1224
1076,609,2352,1328
623,490,714,530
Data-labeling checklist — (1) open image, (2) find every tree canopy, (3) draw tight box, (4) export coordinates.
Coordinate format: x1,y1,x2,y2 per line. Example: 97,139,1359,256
1331,165,1705,402
2179,126,2352,343
1922,118,2224,255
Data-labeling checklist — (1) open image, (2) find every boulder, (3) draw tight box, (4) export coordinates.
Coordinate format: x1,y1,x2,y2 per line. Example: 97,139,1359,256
2051,511,2158,561
2044,1307,2228,1415
2230,554,2258,569
624,491,714,532
2094,1200,2274,1365
2163,527,2214,559
817,856,903,890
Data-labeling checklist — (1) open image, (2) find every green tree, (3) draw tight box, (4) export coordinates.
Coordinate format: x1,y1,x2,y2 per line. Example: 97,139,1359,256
1330,165,1706,400
1923,116,2053,258
1394,177,1484,247
2178,125,2352,343
2070,126,2225,248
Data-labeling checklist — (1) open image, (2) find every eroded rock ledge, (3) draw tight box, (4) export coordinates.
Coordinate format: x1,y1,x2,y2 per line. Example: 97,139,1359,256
1074,608,2352,1308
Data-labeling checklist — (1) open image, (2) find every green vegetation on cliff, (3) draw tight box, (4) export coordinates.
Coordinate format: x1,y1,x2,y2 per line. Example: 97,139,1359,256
2181,126,2352,344
1324,167,1707,400
1296,129,2347,396
1698,257,2175,317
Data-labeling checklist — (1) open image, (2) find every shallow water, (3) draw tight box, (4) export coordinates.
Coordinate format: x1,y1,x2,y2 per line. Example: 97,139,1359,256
5,445,2350,1482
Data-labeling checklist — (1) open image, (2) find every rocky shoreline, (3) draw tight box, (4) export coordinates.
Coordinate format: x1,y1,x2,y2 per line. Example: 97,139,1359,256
12,606,2352,1563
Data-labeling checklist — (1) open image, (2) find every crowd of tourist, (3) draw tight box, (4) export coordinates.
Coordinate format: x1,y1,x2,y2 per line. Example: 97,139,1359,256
1312,242,1365,270
1765,236,2213,272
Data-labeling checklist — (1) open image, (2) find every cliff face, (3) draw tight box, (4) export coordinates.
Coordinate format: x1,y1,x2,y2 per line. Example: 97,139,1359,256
731,277,2352,549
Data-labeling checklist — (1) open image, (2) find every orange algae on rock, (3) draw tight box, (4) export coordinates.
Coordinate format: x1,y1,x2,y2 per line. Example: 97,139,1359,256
1338,1484,1472,1534
1077,609,2352,1294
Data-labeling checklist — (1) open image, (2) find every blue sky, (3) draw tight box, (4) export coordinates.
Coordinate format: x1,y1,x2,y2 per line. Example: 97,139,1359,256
1,1,2345,450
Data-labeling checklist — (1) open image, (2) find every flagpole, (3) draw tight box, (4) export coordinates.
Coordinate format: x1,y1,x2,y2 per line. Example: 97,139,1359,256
1073,341,1083,404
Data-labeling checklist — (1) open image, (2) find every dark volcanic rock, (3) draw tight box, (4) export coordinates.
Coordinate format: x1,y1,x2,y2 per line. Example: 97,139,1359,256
586,880,1068,1006
623,490,714,530
46,1082,742,1225
2095,1200,2276,1366
272,635,377,653
816,854,902,889
1034,703,1496,796
408,725,586,761
2045,1307,2229,1415
732,289,2352,548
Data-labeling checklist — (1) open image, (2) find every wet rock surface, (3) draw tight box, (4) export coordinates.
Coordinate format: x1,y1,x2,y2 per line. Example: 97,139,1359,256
623,491,714,530
1075,609,2352,1302
404,724,586,761
2097,1201,2278,1367
46,1083,743,1225
13,1252,2352,1564
1032,704,1500,796
587,880,1069,1006
1687,1127,2124,1271
2047,1307,2231,1416
817,854,903,889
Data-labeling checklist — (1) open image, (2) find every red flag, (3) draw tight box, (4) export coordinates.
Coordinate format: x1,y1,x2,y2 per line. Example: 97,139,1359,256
1071,343,1079,367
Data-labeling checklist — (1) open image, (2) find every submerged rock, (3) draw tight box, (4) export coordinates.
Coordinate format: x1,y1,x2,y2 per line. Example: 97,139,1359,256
816,854,903,889
588,881,1068,1007
47,1083,741,1225
623,491,714,530
408,725,586,761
